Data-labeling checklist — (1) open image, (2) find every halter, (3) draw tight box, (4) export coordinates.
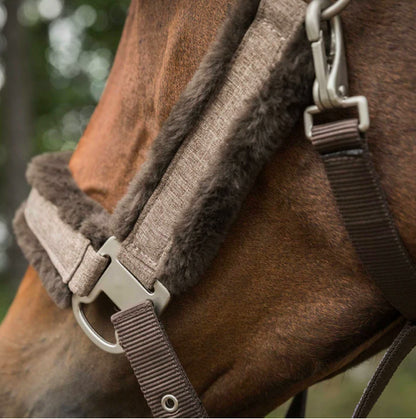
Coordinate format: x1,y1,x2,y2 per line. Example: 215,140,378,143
13,0,416,417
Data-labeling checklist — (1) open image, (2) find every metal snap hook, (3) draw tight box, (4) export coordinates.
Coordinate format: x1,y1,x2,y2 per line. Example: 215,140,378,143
321,0,351,20
306,0,349,111
304,0,370,139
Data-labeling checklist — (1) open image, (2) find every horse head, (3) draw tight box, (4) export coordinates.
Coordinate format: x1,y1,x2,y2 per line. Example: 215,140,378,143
1,0,415,416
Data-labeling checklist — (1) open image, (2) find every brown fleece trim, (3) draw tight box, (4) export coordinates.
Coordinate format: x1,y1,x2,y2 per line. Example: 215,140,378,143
25,151,111,250
157,27,313,293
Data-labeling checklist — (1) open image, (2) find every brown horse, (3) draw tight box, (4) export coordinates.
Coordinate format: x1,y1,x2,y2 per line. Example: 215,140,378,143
1,0,415,416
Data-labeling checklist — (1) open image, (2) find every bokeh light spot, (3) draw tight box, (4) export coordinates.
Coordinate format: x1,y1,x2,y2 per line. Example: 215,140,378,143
38,0,63,21
74,5,97,28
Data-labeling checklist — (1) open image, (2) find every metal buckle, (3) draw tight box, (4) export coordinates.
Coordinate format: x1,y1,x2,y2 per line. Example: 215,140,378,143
304,0,369,139
72,237,171,354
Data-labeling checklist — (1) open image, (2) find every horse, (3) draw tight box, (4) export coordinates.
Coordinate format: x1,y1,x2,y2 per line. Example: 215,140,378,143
0,0,415,416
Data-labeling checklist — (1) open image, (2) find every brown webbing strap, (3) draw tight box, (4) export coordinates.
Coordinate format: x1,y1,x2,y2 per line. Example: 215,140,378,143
286,390,308,418
111,301,207,418
353,321,416,418
311,119,416,321
310,119,416,417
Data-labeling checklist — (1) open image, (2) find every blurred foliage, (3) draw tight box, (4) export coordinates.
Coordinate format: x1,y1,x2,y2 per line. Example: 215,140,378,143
17,0,130,154
0,1,415,418
0,0,129,296
0,274,13,319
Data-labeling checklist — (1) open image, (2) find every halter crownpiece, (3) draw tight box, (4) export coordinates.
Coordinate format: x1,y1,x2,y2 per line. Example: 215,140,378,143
12,0,416,417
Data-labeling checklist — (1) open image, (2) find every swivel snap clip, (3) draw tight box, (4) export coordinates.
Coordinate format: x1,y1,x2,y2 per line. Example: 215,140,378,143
304,0,369,139
306,0,349,111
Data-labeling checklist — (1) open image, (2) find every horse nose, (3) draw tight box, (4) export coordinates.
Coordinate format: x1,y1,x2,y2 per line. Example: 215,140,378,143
0,378,86,417
26,398,86,417
0,382,26,417
0,347,27,416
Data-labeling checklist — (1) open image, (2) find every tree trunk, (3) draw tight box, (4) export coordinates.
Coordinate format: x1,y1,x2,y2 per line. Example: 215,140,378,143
2,0,32,287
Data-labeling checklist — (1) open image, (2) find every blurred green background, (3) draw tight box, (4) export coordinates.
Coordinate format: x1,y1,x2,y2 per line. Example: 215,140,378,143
0,0,128,313
0,1,414,417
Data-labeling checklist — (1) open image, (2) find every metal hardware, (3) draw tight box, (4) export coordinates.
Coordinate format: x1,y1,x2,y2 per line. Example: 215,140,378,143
305,0,332,42
161,394,179,413
72,236,171,354
304,0,369,139
306,0,349,110
304,96,370,140
321,0,351,20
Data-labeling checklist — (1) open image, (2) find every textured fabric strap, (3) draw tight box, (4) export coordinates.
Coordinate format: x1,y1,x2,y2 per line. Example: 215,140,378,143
24,188,108,296
311,119,416,320
353,321,416,418
111,301,207,418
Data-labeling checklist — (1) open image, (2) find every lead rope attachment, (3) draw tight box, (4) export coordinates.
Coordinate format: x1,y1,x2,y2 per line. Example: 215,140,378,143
305,1,416,418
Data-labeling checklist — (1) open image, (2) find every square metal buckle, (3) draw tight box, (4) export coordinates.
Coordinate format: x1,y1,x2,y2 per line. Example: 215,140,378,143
72,237,171,354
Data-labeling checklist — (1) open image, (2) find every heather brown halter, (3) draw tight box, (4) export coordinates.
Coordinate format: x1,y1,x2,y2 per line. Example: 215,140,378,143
12,0,416,417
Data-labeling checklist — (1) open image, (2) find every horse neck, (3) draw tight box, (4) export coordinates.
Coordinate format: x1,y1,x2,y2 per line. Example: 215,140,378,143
1,0,416,417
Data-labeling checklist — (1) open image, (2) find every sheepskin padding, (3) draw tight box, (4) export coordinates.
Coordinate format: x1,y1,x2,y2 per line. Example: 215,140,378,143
26,152,111,250
13,152,111,306
14,0,314,305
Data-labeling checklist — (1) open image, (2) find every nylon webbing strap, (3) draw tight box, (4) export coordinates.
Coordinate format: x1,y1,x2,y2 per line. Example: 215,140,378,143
353,321,416,418
311,119,416,418
311,119,416,321
111,301,207,418
286,390,308,418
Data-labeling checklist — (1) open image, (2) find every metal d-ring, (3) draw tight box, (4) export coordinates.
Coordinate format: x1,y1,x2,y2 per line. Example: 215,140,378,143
72,236,171,354
321,0,351,20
